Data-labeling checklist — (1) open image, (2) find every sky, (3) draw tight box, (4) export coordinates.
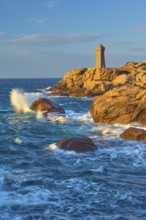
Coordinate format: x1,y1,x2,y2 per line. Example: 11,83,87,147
0,0,146,78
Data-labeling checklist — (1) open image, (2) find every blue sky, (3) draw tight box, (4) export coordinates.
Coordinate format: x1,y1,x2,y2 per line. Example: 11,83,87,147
0,0,146,78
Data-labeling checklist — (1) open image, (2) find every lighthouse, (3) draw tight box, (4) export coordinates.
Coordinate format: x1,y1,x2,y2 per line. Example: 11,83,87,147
96,43,106,69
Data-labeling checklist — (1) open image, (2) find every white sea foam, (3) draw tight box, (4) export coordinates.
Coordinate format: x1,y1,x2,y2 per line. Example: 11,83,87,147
77,111,93,122
48,143,57,151
47,113,69,123
65,110,93,123
91,123,142,138
15,137,22,144
10,89,32,113
10,88,45,113
35,111,48,122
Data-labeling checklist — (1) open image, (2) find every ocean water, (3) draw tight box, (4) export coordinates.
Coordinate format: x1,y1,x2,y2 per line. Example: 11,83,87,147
0,78,146,220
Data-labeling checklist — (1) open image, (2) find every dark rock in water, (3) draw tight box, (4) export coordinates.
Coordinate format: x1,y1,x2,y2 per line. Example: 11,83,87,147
120,127,146,143
30,98,65,113
56,136,97,152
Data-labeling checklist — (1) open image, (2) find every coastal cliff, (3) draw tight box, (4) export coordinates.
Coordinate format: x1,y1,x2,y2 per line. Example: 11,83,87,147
48,61,146,97
48,61,146,125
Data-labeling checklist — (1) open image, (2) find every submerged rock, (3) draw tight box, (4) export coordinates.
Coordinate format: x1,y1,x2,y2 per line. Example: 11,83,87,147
56,136,97,153
120,127,146,143
30,98,65,113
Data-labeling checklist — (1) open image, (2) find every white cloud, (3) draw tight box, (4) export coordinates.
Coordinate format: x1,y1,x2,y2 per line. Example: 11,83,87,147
2,33,109,47
36,19,47,24
136,27,146,33
7,46,35,56
46,0,57,8
28,17,47,24
0,33,109,57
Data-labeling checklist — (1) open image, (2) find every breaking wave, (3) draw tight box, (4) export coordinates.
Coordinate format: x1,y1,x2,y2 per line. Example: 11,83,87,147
10,89,32,113
10,88,44,113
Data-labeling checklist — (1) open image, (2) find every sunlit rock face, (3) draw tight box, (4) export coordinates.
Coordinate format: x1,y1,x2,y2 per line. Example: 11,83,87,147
48,61,146,98
48,61,146,126
120,127,146,144
90,85,146,125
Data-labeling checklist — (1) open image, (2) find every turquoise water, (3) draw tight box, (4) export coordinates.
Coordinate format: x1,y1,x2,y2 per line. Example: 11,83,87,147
0,78,146,220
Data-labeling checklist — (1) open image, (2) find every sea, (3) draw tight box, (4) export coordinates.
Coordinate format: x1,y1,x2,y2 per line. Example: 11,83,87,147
0,78,146,220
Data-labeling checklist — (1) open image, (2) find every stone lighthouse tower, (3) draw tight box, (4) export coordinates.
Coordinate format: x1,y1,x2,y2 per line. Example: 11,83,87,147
96,43,106,69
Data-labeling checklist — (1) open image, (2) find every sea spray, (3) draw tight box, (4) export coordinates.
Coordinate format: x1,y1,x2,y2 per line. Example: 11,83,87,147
15,137,22,144
10,89,32,113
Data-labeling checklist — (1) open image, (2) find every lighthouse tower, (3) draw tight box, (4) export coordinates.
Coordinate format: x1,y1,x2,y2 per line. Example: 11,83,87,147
96,44,106,69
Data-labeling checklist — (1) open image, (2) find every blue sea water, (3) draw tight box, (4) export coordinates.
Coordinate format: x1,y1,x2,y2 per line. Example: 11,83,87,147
0,78,146,220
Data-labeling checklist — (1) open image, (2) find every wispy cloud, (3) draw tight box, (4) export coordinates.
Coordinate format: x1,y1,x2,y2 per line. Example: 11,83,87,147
7,46,35,56
2,33,109,47
0,32,6,37
46,0,58,8
28,17,47,24
136,27,146,33
129,48,146,52
0,33,109,56
36,19,47,24
117,41,134,45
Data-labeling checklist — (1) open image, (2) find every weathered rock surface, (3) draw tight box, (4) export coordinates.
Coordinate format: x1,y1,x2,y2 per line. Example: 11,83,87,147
48,61,146,98
90,85,146,125
48,60,146,125
30,98,65,113
120,127,146,143
56,136,97,152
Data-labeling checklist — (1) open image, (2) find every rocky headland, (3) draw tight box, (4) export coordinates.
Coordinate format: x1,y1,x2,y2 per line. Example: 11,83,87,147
48,61,146,126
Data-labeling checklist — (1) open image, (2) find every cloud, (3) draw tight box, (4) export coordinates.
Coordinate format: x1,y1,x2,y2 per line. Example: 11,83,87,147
36,19,47,24
0,33,109,57
46,0,57,8
2,33,109,47
28,17,47,24
0,32,6,37
129,48,146,52
7,46,35,56
136,27,146,33
117,41,134,45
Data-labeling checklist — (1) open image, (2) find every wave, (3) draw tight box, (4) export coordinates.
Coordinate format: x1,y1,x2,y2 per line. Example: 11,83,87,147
10,88,45,113
10,89,32,113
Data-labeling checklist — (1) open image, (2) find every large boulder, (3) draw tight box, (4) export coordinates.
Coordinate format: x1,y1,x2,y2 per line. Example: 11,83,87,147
56,136,97,152
90,85,146,125
120,127,146,143
30,98,65,113
112,74,129,85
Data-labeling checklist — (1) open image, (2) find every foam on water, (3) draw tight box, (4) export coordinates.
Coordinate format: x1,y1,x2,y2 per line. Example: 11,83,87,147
48,143,57,151
10,88,46,113
37,110,92,124
65,110,93,123
10,89,32,113
15,137,22,144
47,113,69,123
1,79,146,219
